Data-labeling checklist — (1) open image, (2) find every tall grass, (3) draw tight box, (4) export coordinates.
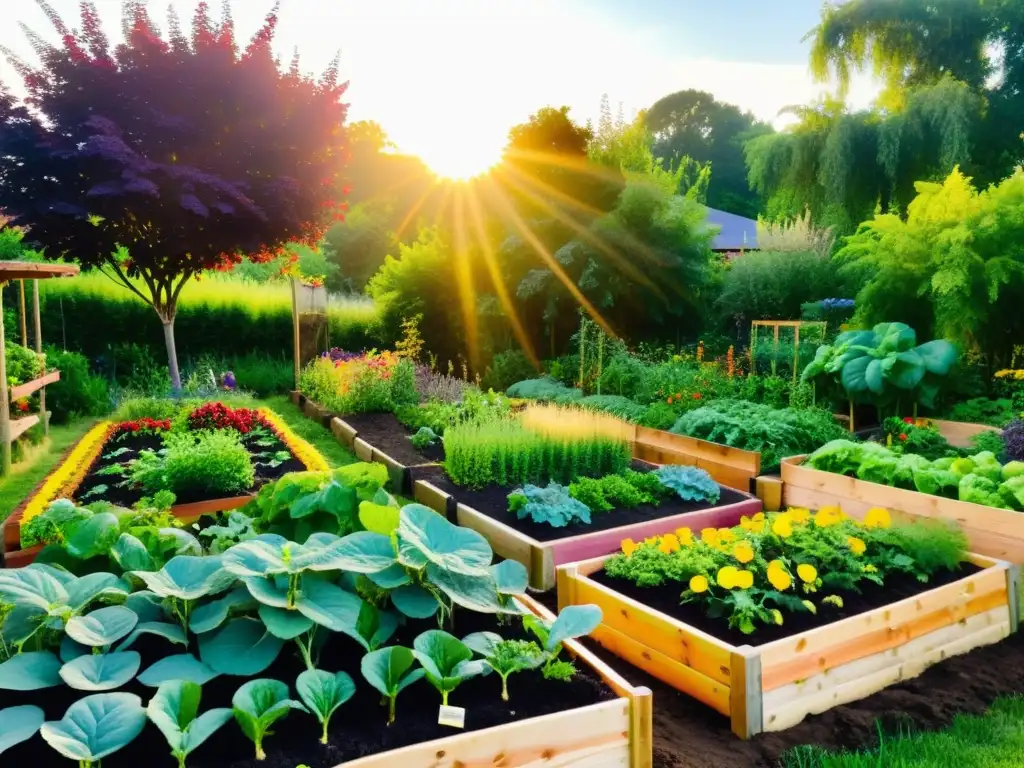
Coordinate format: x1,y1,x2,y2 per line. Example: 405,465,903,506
38,272,381,361
444,405,633,489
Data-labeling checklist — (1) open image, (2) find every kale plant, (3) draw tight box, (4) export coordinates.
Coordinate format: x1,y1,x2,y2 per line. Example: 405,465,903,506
507,484,592,527
652,466,720,505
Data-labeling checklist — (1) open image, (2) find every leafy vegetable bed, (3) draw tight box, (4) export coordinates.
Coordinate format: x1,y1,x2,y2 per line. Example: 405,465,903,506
337,412,443,465
0,608,615,768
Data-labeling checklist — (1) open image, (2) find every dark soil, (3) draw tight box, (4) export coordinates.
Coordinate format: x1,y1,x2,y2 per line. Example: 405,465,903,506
410,464,750,543
590,562,983,646
72,426,307,507
0,609,613,768
341,411,444,465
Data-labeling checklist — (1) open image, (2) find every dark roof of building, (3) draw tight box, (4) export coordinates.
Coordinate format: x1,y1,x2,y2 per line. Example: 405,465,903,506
703,206,758,251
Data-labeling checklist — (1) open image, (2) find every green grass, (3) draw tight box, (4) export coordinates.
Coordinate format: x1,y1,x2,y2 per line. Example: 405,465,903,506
784,696,1024,768
259,395,356,468
0,419,99,523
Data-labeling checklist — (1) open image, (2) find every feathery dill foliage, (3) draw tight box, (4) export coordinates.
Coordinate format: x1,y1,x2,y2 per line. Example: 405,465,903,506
444,405,633,489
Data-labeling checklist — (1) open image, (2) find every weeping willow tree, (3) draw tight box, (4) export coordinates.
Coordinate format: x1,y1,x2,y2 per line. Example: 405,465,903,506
836,167,1024,363
745,77,986,234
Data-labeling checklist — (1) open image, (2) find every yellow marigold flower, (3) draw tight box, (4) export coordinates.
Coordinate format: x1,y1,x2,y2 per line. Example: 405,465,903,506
658,534,681,554
789,507,811,524
675,527,693,546
772,515,793,538
689,575,709,593
748,519,765,533
700,528,720,547
863,507,892,529
752,512,765,522
797,564,818,583
767,560,792,591
734,570,754,589
739,515,752,530
717,528,735,543
644,536,658,546
814,506,843,527
771,609,784,626
823,595,844,608
847,536,866,556
717,566,739,589
733,541,755,564
621,539,637,557
802,600,817,615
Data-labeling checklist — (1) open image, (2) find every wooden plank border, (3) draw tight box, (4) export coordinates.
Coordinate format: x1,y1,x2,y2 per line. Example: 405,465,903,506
557,551,1015,738
632,425,760,491
781,455,1024,564
415,479,762,591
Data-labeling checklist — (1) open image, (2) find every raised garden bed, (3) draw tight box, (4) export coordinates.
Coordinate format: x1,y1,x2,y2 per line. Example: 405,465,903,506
632,426,761,492
557,550,1019,738
781,454,1024,564
412,464,762,591
2,407,328,567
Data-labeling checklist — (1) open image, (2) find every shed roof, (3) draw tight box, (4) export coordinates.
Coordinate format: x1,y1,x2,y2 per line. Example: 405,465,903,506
0,262,79,282
703,207,758,251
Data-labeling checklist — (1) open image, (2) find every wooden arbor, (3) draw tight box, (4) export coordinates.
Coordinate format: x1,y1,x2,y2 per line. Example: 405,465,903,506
0,262,80,474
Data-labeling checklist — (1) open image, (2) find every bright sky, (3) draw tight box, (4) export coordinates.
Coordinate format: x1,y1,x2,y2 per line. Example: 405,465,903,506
0,0,882,179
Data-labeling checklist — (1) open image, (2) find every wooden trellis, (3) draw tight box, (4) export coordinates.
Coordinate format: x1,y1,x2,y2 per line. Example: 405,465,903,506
749,320,827,383
0,262,80,474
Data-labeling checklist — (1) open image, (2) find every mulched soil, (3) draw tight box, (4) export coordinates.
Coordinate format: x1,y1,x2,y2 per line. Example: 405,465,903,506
73,427,306,507
531,588,1024,768
1,609,613,768
410,463,751,543
590,562,983,646
340,411,444,465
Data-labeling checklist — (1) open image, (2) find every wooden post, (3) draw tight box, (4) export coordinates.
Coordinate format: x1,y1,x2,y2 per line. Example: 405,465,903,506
290,278,301,390
771,323,779,377
33,280,46,435
0,284,10,475
849,399,856,433
749,323,757,377
729,647,762,738
791,324,800,385
18,280,27,347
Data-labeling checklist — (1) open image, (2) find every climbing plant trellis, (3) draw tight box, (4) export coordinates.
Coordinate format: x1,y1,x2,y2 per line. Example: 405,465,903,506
749,320,828,384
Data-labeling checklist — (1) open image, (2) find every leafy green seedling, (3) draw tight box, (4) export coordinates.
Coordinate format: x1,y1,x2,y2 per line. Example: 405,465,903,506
361,646,425,725
39,692,147,767
411,630,485,706
463,631,546,700
296,669,356,744
524,604,603,682
232,678,307,761
147,680,233,768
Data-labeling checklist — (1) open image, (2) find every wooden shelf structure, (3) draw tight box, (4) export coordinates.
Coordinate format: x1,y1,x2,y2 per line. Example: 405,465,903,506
0,261,79,475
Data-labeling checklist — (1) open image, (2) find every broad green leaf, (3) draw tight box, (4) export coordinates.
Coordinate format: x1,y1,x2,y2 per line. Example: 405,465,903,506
115,621,188,652
888,349,926,390
199,618,284,676
133,555,235,600
138,654,220,687
412,630,474,682
547,605,602,651
915,339,958,375
66,513,120,560
65,606,139,647
863,358,885,395
358,501,400,535
258,606,315,640
222,536,293,577
232,679,307,756
40,693,146,762
60,634,90,663
462,631,503,658
0,651,62,690
366,563,411,588
491,560,528,595
66,572,128,611
147,681,233,758
296,669,355,737
159,528,204,556
111,533,154,573
360,646,424,697
0,568,68,610
312,531,398,573
0,705,45,755
125,591,166,623
839,355,872,394
244,575,292,608
391,584,440,619
294,579,367,639
189,586,258,634
60,651,141,691
427,563,505,613
2,605,45,647
398,504,492,576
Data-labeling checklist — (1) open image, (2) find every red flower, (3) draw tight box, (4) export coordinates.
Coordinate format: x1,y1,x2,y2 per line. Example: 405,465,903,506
187,402,267,434
899,433,908,441
903,417,914,424
692,393,703,400
666,396,673,404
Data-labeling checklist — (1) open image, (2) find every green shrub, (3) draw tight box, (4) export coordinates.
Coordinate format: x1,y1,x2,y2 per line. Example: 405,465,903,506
946,397,1017,427
43,347,110,423
482,350,537,392
576,395,647,423
639,402,678,430
5,341,43,386
224,353,292,398
113,396,179,422
506,377,581,401
568,472,662,512
132,430,255,497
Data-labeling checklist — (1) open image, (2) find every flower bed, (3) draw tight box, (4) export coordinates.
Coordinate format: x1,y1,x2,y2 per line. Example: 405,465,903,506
2,404,328,566
556,506,1020,737
0,486,652,768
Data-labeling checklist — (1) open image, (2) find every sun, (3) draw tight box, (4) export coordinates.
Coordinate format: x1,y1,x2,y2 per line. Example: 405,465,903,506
412,133,504,181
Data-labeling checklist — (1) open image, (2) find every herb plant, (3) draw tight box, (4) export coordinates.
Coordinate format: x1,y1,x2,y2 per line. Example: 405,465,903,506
462,632,545,700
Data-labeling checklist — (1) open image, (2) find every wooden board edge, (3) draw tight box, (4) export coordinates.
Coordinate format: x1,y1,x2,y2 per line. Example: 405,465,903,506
729,646,762,739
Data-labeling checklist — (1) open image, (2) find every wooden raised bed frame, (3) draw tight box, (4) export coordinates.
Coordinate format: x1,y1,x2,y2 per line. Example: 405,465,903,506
781,455,1024,564
414,478,763,591
632,425,760,492
341,593,652,768
558,551,1019,738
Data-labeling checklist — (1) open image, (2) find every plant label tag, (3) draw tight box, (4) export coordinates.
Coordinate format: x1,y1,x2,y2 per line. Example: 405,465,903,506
438,705,466,729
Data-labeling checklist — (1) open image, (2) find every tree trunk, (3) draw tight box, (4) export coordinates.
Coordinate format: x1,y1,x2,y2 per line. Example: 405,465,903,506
159,312,182,392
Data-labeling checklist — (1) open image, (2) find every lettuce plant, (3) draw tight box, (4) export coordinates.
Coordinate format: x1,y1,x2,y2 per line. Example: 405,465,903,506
411,630,485,706
296,669,355,744
40,693,147,767
360,645,424,725
147,680,233,768
462,631,545,700
232,679,307,760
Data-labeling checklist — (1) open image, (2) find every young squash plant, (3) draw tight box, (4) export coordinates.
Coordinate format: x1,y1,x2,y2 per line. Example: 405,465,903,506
295,669,356,744
147,680,233,768
130,555,237,642
523,605,603,681
39,692,147,767
361,645,425,725
232,678,307,760
411,630,486,706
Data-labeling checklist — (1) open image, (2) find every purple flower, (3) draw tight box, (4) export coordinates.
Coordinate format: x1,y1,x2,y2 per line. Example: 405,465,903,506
1005,420,1024,462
